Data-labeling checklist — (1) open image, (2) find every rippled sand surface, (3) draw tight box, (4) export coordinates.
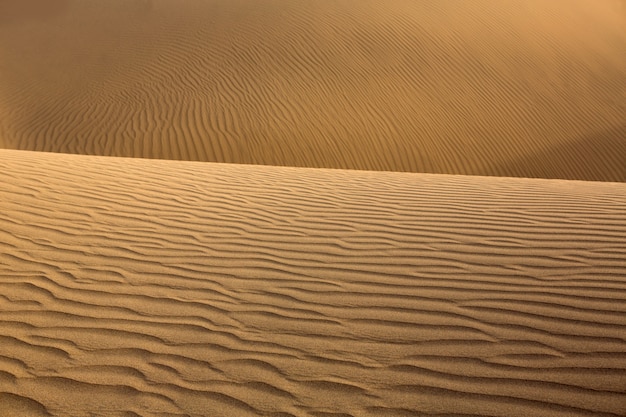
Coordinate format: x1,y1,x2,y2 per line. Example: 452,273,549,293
2,1,626,416
1,149,625,416
1,0,625,180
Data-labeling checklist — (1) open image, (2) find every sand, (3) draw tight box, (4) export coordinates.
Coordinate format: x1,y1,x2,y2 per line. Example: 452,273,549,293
2,1,626,415
1,0,625,180
1,149,625,416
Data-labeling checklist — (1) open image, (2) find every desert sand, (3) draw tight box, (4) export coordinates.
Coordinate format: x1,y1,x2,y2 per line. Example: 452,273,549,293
1,149,625,416
1,0,625,180
2,0,626,416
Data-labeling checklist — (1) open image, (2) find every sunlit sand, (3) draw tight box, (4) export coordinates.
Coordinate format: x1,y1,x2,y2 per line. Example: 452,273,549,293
1,1,625,416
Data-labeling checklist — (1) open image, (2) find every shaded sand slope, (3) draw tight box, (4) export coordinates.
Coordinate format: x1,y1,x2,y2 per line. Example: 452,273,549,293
1,0,625,181
1,149,626,416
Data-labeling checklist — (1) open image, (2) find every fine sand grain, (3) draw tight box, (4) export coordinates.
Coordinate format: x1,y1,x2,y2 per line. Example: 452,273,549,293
1,0,625,180
1,149,625,416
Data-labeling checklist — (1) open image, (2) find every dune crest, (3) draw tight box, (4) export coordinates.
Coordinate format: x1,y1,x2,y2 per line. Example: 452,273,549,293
1,149,625,416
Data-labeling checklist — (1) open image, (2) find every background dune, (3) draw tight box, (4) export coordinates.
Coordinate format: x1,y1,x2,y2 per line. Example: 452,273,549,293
1,0,625,180
1,149,625,416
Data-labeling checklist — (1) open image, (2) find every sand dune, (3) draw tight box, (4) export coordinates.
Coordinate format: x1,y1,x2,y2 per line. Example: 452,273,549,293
2,0,625,415
1,0,625,180
1,149,625,416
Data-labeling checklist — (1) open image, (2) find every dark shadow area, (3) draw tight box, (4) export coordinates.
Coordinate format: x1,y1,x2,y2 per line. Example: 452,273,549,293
490,124,626,182
0,0,70,25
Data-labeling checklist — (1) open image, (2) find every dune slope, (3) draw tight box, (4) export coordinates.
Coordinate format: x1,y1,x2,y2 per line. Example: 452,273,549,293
1,0,625,180
1,149,625,416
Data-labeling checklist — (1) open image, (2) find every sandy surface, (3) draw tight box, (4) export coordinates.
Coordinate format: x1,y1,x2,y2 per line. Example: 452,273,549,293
1,149,625,416
2,1,626,415
1,0,625,180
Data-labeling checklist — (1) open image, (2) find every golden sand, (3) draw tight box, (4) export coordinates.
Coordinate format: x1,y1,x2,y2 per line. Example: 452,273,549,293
1,1,626,416
1,0,625,180
1,149,626,416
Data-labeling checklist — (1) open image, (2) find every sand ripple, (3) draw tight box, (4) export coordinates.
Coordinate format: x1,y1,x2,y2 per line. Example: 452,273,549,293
1,0,625,180
1,149,625,416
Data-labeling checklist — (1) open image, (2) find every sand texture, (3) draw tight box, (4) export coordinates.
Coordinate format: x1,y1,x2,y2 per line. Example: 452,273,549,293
1,0,625,180
2,1,626,415
1,149,625,416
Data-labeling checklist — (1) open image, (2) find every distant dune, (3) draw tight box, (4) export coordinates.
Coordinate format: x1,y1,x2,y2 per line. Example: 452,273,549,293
1,0,625,180
1,149,625,416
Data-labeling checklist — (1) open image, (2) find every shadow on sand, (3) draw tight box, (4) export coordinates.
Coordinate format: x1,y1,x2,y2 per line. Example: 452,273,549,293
489,124,626,182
